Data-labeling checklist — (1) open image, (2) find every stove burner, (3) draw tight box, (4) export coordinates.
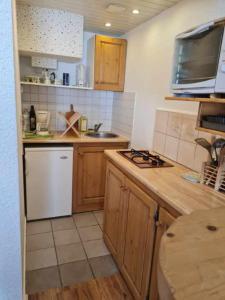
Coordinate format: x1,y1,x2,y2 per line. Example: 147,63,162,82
118,149,173,169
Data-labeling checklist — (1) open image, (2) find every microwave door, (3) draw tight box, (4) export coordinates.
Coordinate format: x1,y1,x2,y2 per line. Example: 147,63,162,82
173,25,224,88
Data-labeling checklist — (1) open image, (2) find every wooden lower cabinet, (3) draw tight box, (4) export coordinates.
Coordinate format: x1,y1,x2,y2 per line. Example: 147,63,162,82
103,161,158,300
72,143,128,212
103,162,125,262
149,208,176,300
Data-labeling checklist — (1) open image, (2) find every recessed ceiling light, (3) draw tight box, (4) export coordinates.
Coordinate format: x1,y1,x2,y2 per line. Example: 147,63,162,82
132,9,140,14
105,22,112,27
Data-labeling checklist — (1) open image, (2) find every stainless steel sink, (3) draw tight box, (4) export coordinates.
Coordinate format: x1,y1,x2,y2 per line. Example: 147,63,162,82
85,132,118,138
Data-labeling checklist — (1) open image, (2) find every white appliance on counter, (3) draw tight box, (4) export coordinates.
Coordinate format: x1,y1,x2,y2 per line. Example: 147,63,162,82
172,19,225,94
25,147,73,220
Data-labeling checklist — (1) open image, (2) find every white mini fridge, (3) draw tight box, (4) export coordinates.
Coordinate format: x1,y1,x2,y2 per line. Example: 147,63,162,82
25,147,73,220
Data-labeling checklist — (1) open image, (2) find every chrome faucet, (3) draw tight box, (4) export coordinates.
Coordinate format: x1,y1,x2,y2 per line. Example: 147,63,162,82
94,123,103,132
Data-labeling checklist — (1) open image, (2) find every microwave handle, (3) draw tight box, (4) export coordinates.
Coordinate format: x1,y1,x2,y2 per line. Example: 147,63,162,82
177,21,215,39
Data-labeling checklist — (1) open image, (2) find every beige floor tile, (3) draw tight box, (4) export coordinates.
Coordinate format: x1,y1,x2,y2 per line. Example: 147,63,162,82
83,239,110,258
73,212,97,228
56,243,86,264
89,255,118,278
53,229,80,246
26,266,61,294
26,232,54,251
26,220,51,235
93,211,104,225
51,217,75,231
26,248,57,271
78,225,102,242
59,260,93,287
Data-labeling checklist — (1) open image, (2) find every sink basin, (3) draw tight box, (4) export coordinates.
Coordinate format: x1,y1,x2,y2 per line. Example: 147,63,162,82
85,132,118,138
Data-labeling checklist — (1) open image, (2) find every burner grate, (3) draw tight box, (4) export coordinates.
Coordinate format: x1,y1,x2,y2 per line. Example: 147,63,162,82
118,149,173,168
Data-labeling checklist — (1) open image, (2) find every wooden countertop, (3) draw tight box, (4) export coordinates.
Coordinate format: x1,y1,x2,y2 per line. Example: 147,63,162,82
104,150,225,215
158,207,225,300
22,133,129,144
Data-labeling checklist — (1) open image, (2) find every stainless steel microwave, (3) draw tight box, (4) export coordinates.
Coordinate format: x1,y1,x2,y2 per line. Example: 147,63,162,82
172,20,225,94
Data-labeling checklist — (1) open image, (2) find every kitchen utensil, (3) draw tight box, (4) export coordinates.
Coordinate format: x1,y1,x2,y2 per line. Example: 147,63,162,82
212,138,225,164
218,145,225,166
195,138,214,163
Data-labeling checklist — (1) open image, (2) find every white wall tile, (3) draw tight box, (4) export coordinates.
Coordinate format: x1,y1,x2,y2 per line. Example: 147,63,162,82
39,86,48,94
167,112,182,138
21,87,135,135
177,140,196,170
193,145,210,173
30,93,38,102
153,132,166,154
155,110,169,134
164,136,179,161
111,92,135,139
180,115,198,143
153,109,216,172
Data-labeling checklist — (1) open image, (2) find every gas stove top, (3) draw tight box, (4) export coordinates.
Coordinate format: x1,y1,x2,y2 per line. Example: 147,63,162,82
118,149,173,169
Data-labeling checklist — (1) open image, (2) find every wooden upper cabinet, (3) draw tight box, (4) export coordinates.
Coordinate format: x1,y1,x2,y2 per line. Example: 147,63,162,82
149,208,176,300
94,35,127,91
120,178,158,300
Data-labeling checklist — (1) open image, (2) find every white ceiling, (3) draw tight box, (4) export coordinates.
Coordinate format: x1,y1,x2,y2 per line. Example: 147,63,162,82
17,0,182,35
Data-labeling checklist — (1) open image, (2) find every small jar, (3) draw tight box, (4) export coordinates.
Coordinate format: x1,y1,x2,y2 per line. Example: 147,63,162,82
79,116,88,132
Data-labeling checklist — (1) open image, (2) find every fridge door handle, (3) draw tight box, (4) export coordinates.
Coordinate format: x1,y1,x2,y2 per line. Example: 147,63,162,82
177,21,214,39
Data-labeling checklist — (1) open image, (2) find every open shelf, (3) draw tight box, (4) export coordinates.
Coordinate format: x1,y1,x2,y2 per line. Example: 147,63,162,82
197,127,225,137
165,95,225,137
21,81,93,90
165,96,225,104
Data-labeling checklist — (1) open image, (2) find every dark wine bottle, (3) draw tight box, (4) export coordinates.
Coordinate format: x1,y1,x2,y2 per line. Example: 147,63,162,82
29,105,36,131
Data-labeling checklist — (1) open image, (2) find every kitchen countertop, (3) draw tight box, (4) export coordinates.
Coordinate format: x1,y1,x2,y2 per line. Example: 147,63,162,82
104,150,225,215
22,132,129,144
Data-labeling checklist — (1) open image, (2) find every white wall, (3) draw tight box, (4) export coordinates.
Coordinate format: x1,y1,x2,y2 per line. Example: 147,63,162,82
0,0,24,299
124,0,225,149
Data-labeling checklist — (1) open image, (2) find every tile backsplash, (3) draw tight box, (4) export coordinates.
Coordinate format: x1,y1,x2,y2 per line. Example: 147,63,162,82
21,85,135,139
111,92,135,139
153,109,214,173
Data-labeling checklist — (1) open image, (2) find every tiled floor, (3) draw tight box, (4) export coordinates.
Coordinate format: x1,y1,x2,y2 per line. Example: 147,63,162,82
26,211,118,295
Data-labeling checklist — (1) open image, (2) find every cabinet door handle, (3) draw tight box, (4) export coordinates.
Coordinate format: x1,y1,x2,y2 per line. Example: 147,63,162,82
60,156,68,159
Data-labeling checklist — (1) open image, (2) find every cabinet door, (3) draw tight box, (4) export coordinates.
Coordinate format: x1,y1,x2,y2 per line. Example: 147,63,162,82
94,35,127,91
121,178,158,300
73,143,128,213
103,162,125,262
149,208,176,300
73,146,106,212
